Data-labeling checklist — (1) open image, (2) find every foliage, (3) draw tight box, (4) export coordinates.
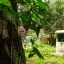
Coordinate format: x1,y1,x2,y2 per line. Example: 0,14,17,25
0,0,49,26
45,0,64,34
0,0,11,6
18,0,49,36
0,0,50,37
42,0,64,45
26,43,64,64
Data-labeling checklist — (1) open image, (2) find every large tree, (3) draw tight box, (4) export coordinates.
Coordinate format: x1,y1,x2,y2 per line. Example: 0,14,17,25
0,0,49,64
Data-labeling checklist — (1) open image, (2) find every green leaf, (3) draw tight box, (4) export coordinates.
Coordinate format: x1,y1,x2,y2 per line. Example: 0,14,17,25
28,50,35,58
28,47,44,59
34,0,49,11
30,11,44,26
0,0,11,6
8,10,19,22
20,13,31,25
33,47,44,59
0,4,19,23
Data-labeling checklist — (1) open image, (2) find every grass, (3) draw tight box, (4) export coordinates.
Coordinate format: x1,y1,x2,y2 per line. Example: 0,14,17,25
25,41,64,64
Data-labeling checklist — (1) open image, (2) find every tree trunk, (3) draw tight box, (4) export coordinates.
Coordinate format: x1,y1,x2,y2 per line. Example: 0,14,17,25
0,10,11,64
0,10,26,64
7,21,26,64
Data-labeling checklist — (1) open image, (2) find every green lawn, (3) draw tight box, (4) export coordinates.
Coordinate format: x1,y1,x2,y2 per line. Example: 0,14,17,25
25,42,64,64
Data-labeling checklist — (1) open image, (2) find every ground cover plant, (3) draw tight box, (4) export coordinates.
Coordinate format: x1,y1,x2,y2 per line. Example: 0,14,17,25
25,41,64,64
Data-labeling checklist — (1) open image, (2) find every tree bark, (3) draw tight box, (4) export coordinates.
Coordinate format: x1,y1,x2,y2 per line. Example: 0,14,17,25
0,10,12,64
0,10,26,64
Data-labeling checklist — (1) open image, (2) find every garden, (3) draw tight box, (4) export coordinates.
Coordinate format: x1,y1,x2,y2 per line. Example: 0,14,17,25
0,0,64,64
25,41,64,64
24,30,64,64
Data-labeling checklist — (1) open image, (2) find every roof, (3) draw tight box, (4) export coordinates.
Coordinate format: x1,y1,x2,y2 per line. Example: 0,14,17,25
55,30,64,33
